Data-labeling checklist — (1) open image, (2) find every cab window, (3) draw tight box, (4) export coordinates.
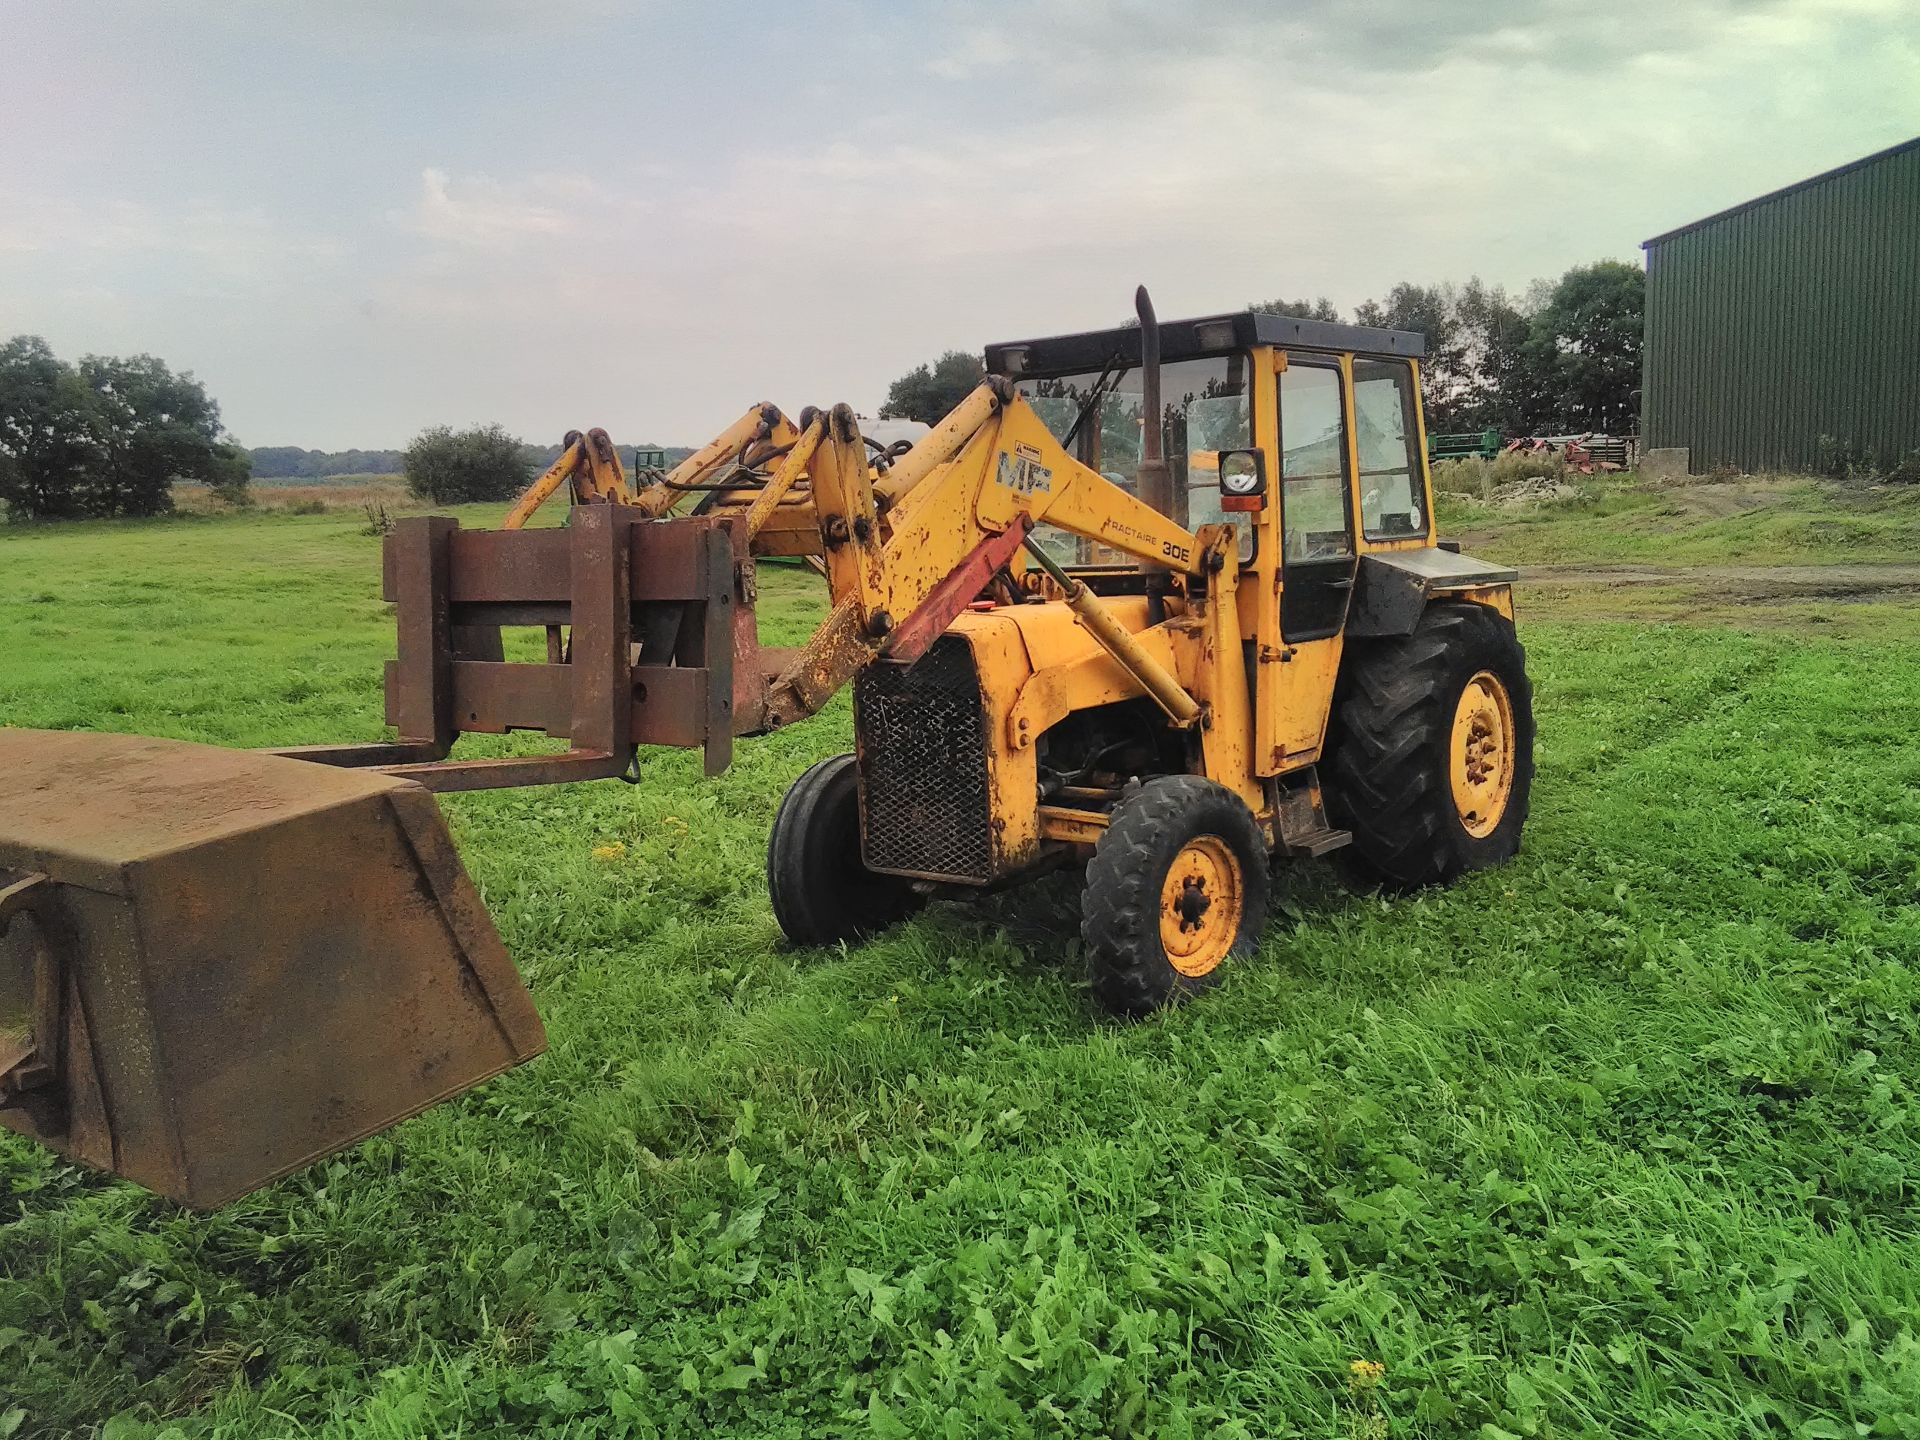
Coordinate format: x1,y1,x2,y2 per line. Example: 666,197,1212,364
1020,354,1250,563
1352,359,1425,541
1278,361,1352,561
1181,383,1254,562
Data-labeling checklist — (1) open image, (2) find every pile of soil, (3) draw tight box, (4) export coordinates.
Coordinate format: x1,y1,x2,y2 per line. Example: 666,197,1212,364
1491,476,1579,507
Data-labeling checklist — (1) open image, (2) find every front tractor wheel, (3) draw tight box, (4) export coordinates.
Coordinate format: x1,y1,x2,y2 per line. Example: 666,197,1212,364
1326,602,1535,889
767,753,925,946
1081,777,1270,1019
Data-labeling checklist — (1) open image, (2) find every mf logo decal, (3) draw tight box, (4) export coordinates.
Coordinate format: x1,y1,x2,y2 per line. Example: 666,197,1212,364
996,444,1053,497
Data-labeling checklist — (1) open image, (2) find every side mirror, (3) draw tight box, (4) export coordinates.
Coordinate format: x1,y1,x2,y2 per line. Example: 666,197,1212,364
1217,449,1266,512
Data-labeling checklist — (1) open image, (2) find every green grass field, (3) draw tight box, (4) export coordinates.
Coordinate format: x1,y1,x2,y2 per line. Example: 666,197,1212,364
4,486,1920,1438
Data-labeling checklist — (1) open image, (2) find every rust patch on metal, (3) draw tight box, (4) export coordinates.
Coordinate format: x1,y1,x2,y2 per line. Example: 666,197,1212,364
760,596,875,731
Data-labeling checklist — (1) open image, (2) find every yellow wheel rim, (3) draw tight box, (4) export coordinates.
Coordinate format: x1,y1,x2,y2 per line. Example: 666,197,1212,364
1450,669,1516,839
1159,836,1243,978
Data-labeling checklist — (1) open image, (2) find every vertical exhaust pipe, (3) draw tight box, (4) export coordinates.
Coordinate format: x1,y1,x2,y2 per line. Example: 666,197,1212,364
1134,286,1173,594
1135,285,1170,516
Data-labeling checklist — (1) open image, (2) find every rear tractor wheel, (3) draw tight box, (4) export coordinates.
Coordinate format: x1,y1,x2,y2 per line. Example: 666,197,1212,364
1081,776,1270,1019
1326,601,1535,889
767,753,925,945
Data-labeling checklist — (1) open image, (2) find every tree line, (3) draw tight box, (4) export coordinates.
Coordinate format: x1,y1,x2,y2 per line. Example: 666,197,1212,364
398,429,698,504
248,445,407,478
250,438,688,480
1257,260,1644,437
0,330,700,521
878,260,1644,438
0,328,698,521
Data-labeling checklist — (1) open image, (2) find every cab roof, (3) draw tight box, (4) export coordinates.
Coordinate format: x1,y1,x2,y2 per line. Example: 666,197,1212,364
983,310,1425,378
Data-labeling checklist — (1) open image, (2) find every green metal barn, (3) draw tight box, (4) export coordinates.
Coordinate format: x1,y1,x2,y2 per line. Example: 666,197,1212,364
1641,137,1920,474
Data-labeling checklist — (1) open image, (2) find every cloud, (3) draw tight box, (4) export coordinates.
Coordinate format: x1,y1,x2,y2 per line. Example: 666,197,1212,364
176,0,631,50
3,0,1912,449
393,168,611,249
332,0,1918,444
908,0,1902,109
922,28,1017,81
0,191,347,290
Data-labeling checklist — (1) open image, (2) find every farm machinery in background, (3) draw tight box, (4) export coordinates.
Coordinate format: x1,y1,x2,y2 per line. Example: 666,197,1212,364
1429,428,1635,473
0,289,1533,1209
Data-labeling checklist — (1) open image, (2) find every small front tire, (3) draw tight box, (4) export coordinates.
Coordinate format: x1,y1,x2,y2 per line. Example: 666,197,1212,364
767,753,925,945
1081,776,1270,1019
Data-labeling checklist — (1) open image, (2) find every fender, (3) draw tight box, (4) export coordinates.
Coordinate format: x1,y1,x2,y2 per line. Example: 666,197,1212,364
1345,547,1519,637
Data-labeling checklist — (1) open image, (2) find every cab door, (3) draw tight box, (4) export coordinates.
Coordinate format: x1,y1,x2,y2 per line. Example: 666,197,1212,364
1256,354,1357,769
1277,357,1357,642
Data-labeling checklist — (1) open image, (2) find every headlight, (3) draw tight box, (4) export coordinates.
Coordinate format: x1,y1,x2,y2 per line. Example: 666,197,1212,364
1218,449,1264,496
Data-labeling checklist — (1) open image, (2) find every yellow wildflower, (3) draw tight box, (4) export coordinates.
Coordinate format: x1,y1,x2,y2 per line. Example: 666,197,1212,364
591,842,627,862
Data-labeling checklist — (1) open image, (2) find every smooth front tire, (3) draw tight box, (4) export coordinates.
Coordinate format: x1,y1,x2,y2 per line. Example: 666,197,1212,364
767,753,925,945
1325,602,1535,890
1081,776,1270,1019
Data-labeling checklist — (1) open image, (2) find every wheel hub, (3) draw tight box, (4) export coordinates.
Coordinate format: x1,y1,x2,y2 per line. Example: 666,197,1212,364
1159,836,1243,978
1173,878,1212,930
1449,669,1516,839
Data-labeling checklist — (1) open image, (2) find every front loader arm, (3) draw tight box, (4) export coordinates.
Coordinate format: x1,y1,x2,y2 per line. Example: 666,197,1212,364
494,380,1207,738
631,403,799,519
502,406,801,530
503,426,639,531
760,379,1206,729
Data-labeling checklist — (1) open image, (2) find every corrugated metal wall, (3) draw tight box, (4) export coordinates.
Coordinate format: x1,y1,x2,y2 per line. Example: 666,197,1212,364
1642,139,1920,473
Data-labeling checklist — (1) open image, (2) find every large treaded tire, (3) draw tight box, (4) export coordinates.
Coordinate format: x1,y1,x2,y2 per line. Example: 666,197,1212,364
767,753,925,945
1081,776,1269,1019
1325,602,1534,890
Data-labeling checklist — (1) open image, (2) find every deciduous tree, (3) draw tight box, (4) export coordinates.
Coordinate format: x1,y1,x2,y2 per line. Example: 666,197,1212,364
1526,261,1644,433
1450,279,1538,434
878,350,986,425
80,352,231,517
0,336,104,521
404,423,532,504
1355,283,1470,430
1252,262,1643,438
0,339,231,520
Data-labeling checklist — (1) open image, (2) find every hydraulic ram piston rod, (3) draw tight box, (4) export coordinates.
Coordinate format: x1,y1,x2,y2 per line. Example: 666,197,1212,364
1019,536,1201,727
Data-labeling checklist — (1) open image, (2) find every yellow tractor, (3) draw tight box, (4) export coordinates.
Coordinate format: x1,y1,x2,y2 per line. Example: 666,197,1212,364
597,288,1532,1012
0,289,1531,1206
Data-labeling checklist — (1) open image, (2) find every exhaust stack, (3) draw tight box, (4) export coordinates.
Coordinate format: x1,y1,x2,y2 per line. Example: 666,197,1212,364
1133,285,1173,527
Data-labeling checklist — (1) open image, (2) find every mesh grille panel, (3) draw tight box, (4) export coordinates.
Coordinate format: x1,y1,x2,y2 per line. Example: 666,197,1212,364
855,637,993,881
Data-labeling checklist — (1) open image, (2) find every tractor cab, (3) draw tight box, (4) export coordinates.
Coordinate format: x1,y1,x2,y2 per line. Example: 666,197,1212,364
979,310,1517,772
990,309,1434,595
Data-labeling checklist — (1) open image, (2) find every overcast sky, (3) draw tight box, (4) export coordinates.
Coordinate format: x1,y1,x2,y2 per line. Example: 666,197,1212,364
3,1,1916,450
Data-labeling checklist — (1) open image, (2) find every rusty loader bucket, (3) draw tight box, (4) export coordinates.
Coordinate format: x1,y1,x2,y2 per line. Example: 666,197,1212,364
0,508,752,1208
0,729,545,1209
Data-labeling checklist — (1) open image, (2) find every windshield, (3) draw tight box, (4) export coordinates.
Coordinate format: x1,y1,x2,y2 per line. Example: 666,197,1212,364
1019,353,1253,563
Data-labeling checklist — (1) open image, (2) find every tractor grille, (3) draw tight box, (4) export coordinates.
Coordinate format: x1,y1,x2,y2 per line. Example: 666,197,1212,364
855,636,993,881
